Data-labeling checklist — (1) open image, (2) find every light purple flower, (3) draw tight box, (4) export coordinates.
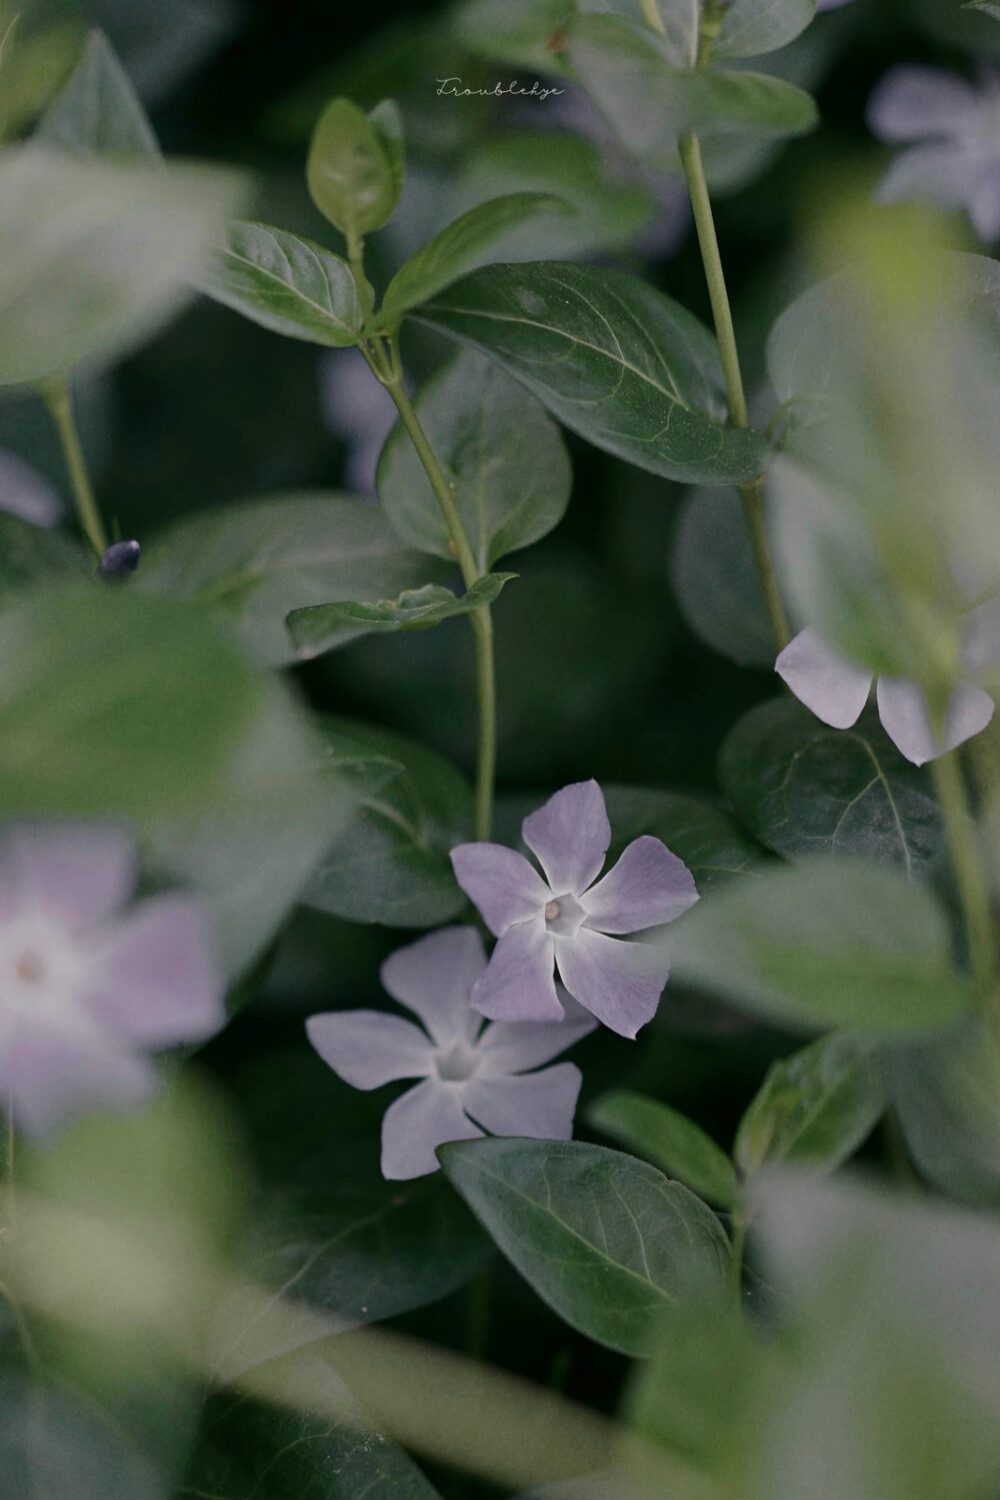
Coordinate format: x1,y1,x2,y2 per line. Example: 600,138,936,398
867,66,1000,241
0,824,225,1136
776,623,997,766
306,926,596,1180
450,781,698,1040
0,450,62,527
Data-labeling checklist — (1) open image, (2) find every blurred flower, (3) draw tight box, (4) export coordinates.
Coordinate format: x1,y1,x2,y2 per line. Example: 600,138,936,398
0,825,224,1136
867,65,1000,240
306,926,595,1179
776,620,997,765
816,0,856,9
0,450,62,526
318,347,398,496
451,781,698,1039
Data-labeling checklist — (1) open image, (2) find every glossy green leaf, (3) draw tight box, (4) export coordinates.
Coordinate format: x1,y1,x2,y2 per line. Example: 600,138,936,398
0,512,91,601
305,717,473,927
670,486,774,666
718,698,944,880
288,573,514,659
668,857,971,1034
602,785,766,892
712,0,815,60
377,347,572,571
889,1021,1000,1208
139,493,447,668
440,1137,731,1356
587,1091,738,1208
200,221,363,348
0,146,241,386
735,1031,886,1177
306,96,402,239
33,28,160,159
418,262,767,485
379,192,572,323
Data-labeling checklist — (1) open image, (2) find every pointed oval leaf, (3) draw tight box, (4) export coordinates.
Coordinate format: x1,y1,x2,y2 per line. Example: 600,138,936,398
713,0,816,60
377,347,572,571
670,486,774,666
306,96,401,239
417,262,767,485
200,221,363,347
33,28,160,159
587,1090,738,1208
288,572,514,659
601,785,765,892
439,1137,731,1356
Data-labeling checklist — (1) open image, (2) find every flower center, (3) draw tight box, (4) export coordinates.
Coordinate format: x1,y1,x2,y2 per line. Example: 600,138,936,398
434,1042,481,1083
15,951,46,984
544,891,586,938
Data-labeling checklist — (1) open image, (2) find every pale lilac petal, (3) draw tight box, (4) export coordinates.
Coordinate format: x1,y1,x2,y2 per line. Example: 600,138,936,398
477,996,597,1076
969,161,1000,242
471,916,562,1022
867,68,982,141
875,144,985,216
775,627,872,729
962,597,1000,676
877,677,996,765
462,1062,583,1141
0,825,135,932
450,843,550,936
80,894,224,1047
379,926,485,1045
582,836,698,935
306,1010,434,1089
521,780,611,897
0,1012,156,1138
554,929,669,1039
380,1077,482,1179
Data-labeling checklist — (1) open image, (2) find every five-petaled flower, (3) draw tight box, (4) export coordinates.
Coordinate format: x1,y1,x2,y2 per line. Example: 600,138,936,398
450,781,698,1039
0,824,224,1136
306,926,596,1180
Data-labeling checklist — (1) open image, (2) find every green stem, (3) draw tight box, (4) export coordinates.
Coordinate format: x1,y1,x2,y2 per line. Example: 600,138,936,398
677,131,790,651
931,749,998,1017
38,377,107,558
728,1207,747,1306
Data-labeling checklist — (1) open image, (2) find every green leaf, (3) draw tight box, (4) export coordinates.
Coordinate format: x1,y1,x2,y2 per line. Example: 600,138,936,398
379,192,573,323
417,262,767,485
33,28,160,159
306,96,402,239
964,0,1000,18
0,512,91,602
452,0,576,73
718,698,944,880
288,573,514,660
199,221,363,348
712,0,816,60
670,486,774,666
668,857,972,1035
440,1137,731,1356
377,347,571,572
601,785,766,892
587,1091,738,1208
889,1021,1000,1208
0,146,242,386
735,1031,886,1177
139,493,447,669
305,717,473,927
566,14,818,165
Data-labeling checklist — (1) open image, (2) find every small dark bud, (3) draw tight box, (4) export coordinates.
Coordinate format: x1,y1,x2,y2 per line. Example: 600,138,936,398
98,540,141,581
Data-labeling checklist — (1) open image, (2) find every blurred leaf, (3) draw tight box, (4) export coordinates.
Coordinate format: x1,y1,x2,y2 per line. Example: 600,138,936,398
713,0,815,60
377,347,571,571
440,1138,730,1357
33,28,160,159
452,0,575,74
0,512,90,601
379,192,572,323
668,857,971,1034
602,785,766,892
0,16,81,141
0,146,242,386
718,698,944,878
304,717,472,927
288,573,514,659
587,1090,738,1208
418,262,766,485
889,1020,1000,1208
734,1031,886,1177
306,96,402,240
200,222,363,348
139,493,447,669
670,486,773,666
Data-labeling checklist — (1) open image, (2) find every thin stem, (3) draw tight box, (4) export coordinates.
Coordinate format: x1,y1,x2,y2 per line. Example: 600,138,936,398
677,131,790,651
38,377,107,558
728,1208,747,1306
931,749,998,1017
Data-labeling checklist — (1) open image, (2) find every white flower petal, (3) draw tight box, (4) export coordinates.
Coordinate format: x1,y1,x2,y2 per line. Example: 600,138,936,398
877,677,996,766
875,143,987,217
0,824,135,932
471,916,562,1022
970,160,1000,242
554,929,668,1039
306,1010,435,1089
380,1077,482,1179
379,926,485,1045
521,780,611,897
582,836,698,935
462,1062,583,1141
867,67,982,142
775,628,873,729
0,1011,156,1138
450,843,550,936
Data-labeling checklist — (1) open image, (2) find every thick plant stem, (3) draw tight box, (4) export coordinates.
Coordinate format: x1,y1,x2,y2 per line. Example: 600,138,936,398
379,366,497,841
39,377,107,558
931,749,998,1018
677,131,790,651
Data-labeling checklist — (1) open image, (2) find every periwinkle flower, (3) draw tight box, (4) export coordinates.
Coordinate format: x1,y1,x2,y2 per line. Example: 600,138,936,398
867,66,1000,240
450,781,698,1039
306,926,596,1180
776,623,997,766
0,824,224,1136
